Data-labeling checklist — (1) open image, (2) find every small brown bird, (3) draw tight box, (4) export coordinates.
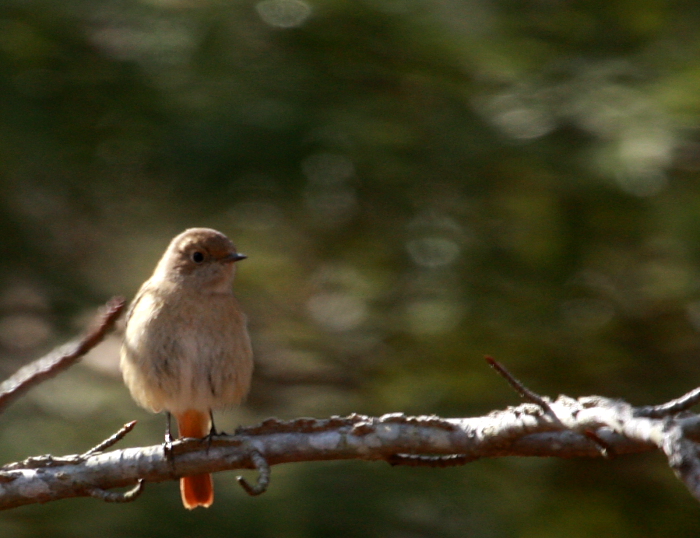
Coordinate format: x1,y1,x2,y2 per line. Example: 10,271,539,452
120,228,253,509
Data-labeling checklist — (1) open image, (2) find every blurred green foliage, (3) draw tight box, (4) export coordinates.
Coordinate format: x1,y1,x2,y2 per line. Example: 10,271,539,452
1,0,700,535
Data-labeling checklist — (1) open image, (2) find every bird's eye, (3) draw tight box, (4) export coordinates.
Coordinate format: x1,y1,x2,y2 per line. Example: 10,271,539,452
191,251,205,263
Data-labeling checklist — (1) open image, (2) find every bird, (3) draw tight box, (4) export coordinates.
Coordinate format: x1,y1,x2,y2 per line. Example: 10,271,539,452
120,227,253,509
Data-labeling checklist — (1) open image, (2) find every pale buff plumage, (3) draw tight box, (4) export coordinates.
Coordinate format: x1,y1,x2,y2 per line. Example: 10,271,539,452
120,228,253,509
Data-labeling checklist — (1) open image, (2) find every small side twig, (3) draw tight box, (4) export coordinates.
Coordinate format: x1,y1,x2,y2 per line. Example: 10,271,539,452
636,387,700,418
237,450,270,496
485,356,553,414
83,421,138,457
0,296,125,415
86,479,145,503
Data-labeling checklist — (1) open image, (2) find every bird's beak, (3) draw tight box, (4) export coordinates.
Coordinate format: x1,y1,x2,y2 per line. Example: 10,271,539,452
224,252,247,263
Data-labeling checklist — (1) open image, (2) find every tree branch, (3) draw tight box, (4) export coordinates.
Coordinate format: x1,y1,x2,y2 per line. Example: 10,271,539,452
3,391,700,510
0,297,125,414
2,301,700,510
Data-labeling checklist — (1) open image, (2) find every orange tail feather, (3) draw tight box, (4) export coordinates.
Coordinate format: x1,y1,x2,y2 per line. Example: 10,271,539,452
176,410,213,509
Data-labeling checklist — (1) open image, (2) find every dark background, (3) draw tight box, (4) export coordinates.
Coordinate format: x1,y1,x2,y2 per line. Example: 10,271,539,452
2,0,700,535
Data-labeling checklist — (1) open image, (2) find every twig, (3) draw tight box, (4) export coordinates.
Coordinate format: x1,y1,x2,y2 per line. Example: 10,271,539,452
83,421,138,457
485,356,553,414
0,297,125,415
86,480,145,503
237,450,270,496
636,386,700,418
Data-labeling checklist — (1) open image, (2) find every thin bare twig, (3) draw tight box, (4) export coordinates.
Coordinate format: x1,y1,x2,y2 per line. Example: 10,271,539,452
83,421,138,457
485,356,553,414
237,450,270,496
0,296,125,415
636,386,700,418
86,479,145,503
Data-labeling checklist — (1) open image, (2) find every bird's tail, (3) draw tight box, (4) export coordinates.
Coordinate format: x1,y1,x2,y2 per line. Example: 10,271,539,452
176,409,213,509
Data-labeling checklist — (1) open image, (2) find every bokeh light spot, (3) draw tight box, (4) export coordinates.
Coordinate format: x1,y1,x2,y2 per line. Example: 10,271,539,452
256,0,312,28
307,292,367,332
406,237,460,268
